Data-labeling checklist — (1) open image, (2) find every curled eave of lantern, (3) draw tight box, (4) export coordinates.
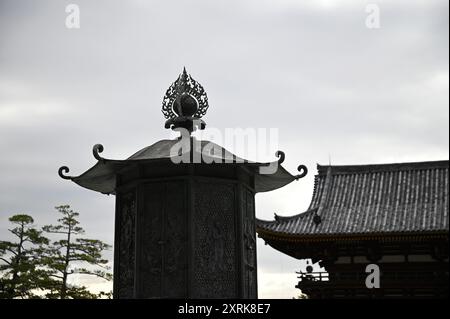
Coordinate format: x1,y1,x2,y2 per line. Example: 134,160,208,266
58,141,307,195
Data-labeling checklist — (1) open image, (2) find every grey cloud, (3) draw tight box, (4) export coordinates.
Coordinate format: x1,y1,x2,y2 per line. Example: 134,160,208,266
0,0,448,298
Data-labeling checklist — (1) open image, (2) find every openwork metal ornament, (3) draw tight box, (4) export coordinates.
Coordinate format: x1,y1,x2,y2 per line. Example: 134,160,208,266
162,68,208,132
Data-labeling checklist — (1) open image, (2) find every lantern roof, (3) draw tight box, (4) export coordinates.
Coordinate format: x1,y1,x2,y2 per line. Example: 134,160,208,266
58,69,308,194
58,139,307,195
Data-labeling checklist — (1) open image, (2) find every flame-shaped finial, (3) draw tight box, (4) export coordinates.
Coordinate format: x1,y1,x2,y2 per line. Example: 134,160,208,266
162,68,209,133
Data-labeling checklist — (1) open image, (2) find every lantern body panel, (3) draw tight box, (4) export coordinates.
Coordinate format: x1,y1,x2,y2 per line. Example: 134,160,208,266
113,165,257,299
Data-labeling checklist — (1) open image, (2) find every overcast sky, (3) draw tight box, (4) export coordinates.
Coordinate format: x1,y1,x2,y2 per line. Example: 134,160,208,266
0,0,448,298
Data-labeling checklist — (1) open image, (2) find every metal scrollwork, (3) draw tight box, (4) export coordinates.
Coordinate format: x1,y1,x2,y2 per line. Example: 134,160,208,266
275,151,308,180
93,144,105,162
58,166,73,180
295,165,308,180
162,67,209,119
275,150,285,164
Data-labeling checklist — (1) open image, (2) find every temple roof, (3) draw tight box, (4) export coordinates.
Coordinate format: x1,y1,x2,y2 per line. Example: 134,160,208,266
257,160,449,239
60,139,303,195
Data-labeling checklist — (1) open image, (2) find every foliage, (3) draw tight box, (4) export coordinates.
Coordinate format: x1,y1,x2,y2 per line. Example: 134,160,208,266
293,292,309,299
0,205,112,299
0,214,49,299
41,205,112,299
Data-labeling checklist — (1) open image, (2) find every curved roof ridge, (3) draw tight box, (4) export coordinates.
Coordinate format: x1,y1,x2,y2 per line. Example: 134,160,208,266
256,159,449,237
317,160,449,175
257,207,319,224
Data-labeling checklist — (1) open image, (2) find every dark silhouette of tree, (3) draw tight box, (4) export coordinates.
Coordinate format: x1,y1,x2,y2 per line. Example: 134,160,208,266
41,205,112,299
0,215,49,299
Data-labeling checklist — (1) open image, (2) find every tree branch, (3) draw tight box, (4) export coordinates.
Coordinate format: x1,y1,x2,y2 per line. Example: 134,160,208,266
4,246,18,256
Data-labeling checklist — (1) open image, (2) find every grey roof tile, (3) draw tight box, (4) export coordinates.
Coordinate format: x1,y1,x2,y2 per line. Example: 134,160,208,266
257,160,449,236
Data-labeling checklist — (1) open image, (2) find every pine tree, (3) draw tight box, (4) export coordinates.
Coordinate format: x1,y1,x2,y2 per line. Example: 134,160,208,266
42,205,112,299
0,214,49,299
